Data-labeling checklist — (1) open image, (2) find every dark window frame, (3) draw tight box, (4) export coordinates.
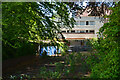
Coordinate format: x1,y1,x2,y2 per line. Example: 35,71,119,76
71,30,75,33
86,30,88,33
90,30,95,34
86,21,89,25
62,31,66,33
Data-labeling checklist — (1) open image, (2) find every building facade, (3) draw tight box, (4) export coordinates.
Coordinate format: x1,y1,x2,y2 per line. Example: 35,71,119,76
60,16,104,52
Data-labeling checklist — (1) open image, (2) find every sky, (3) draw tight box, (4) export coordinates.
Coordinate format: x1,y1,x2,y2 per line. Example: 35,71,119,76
37,1,115,18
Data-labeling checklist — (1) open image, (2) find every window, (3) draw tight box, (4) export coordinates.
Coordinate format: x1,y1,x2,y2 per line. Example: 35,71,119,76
75,30,77,33
90,21,95,25
86,30,88,33
77,30,80,33
90,30,95,33
76,21,79,25
62,31,66,33
67,30,69,33
76,21,95,25
86,21,89,25
75,30,80,33
71,30,75,33
80,21,85,25
80,30,85,33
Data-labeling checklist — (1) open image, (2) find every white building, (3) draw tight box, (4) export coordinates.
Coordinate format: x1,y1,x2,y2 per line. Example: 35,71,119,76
60,16,104,52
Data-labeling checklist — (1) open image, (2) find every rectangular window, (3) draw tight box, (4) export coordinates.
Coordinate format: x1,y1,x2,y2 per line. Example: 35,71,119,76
62,31,66,33
90,30,95,34
67,30,69,33
71,30,75,33
86,21,89,25
90,21,95,25
86,30,88,33
80,21,85,25
80,30,85,33
76,21,79,25
75,30,77,33
77,30,80,33
75,30,80,33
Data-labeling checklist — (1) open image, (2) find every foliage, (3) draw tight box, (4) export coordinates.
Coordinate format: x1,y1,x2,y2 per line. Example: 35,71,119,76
5,52,89,79
9,74,31,80
65,53,76,73
39,62,68,79
66,2,114,18
55,62,64,73
39,66,62,79
2,2,75,59
86,2,120,78
38,52,90,79
2,41,37,60
2,2,75,47
65,52,89,76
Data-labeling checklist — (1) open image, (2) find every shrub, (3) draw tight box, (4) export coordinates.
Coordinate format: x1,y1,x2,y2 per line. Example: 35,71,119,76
86,2,120,78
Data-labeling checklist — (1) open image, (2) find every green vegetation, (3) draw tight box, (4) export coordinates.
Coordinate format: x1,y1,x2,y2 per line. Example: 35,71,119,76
38,52,89,79
2,41,37,60
2,1,120,79
9,52,88,79
86,2,120,78
2,2,75,60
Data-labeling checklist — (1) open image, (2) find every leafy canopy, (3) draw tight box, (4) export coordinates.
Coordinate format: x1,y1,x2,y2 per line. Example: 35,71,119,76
2,2,75,48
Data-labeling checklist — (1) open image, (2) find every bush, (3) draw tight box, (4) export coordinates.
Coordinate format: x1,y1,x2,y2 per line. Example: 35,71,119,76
2,41,37,60
86,2,120,78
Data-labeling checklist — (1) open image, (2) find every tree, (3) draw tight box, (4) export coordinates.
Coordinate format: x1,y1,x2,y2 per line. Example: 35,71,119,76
2,2,75,60
86,2,120,78
66,2,114,19
2,2,75,48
